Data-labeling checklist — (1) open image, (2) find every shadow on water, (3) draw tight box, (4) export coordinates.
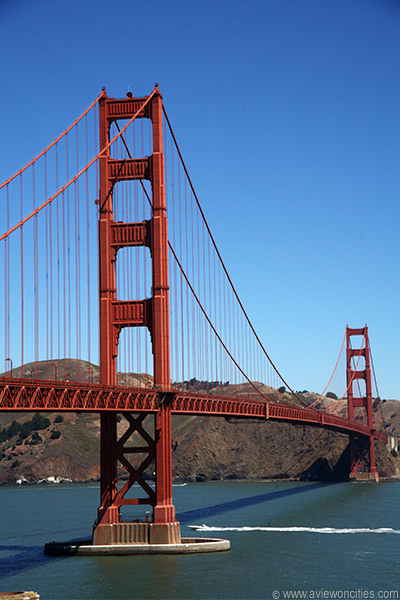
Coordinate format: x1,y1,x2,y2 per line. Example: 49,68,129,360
0,543,65,579
0,483,332,578
177,481,332,523
0,535,88,579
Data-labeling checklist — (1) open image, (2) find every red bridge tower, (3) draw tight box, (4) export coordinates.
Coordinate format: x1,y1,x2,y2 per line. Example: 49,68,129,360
93,86,180,545
346,325,379,482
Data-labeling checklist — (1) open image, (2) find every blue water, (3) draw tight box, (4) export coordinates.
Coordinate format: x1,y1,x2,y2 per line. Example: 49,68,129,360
1,481,399,599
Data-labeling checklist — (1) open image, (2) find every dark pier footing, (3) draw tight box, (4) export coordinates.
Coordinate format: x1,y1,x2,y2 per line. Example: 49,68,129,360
45,537,230,556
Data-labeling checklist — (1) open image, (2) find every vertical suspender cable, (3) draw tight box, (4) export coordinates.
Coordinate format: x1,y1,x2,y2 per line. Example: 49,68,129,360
66,133,71,372
20,175,24,377
75,123,81,363
179,160,185,387
185,177,190,385
33,163,39,376
56,143,61,368
48,153,54,368
5,186,10,373
45,155,49,376
85,113,91,371
62,190,66,373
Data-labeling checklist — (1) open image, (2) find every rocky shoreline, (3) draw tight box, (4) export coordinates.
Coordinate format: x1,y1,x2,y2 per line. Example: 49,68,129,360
1,414,399,486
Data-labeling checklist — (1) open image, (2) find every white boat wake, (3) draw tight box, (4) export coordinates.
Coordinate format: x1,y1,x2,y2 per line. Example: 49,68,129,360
188,524,400,534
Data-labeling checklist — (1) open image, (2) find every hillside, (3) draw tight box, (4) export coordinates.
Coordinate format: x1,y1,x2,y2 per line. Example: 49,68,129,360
0,360,399,485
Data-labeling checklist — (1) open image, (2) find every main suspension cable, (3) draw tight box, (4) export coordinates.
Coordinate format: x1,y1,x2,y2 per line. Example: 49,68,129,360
0,89,157,242
162,105,309,407
0,92,103,191
114,122,278,404
306,331,346,409
322,337,366,413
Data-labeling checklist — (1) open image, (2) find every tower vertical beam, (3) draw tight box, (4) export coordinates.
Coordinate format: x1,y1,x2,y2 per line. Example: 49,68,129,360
98,90,119,525
346,327,354,422
150,89,176,525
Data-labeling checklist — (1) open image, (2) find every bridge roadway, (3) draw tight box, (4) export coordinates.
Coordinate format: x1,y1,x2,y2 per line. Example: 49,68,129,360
0,378,387,443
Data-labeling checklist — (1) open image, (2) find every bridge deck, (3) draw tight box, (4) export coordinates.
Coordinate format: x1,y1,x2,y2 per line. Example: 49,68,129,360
0,378,387,442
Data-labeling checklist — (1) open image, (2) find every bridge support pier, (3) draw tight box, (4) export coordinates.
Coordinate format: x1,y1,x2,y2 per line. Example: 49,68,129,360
92,407,181,546
93,521,181,546
349,435,379,482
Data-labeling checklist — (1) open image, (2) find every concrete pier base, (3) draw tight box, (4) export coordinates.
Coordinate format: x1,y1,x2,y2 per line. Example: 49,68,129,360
93,521,181,545
44,537,230,556
47,519,230,555
350,471,379,482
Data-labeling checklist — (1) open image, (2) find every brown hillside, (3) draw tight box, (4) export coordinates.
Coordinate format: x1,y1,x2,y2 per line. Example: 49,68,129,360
0,360,399,485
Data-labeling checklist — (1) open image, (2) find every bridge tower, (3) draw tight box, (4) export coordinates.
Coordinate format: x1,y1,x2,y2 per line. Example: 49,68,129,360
346,325,379,482
93,86,180,545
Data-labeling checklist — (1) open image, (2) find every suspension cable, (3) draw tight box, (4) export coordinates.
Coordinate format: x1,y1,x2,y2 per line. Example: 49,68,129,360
114,123,291,405
168,242,271,402
0,92,104,191
0,89,157,242
322,337,366,413
162,105,309,407
306,331,346,409
369,342,386,428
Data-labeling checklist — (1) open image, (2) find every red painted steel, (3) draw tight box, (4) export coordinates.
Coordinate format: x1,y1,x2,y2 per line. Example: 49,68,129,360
96,86,176,529
0,379,387,443
346,326,379,480
111,222,149,247
149,88,175,524
98,88,119,525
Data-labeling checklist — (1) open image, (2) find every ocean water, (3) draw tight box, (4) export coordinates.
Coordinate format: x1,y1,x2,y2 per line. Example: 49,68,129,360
0,481,399,599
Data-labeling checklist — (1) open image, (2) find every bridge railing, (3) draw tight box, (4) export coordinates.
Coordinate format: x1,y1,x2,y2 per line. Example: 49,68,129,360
0,377,387,443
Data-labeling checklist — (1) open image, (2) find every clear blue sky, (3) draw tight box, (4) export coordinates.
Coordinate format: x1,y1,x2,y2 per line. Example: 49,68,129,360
1,0,399,398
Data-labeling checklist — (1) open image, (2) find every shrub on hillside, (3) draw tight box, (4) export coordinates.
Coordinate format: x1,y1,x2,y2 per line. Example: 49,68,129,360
32,413,51,431
0,414,52,445
6,420,20,439
31,431,42,445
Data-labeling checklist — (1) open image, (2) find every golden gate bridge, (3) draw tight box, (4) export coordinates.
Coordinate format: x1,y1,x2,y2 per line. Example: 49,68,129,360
0,86,387,548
